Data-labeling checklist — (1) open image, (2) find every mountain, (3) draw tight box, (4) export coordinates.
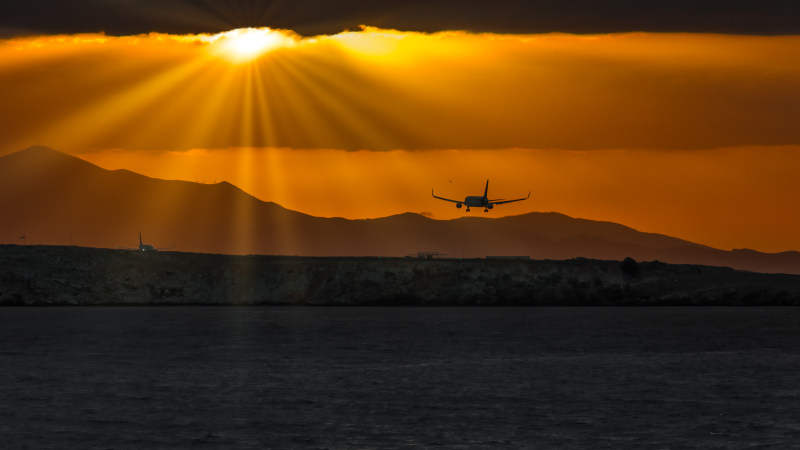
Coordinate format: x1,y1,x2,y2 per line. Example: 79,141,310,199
1,146,799,274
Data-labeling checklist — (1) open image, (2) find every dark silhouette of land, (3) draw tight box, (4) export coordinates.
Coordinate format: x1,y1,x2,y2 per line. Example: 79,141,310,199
2,244,800,306
1,146,799,274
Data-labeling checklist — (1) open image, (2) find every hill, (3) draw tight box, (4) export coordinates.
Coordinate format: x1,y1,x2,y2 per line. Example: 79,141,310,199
1,146,799,274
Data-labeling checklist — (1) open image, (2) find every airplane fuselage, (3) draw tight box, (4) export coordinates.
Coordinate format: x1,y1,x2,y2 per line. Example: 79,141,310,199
464,196,492,208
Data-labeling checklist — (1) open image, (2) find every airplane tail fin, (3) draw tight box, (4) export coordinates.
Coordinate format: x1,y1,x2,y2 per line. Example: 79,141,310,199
139,232,142,246
483,179,489,198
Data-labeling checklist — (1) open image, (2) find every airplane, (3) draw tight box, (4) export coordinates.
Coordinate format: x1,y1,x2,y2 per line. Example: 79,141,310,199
119,233,174,252
432,180,530,212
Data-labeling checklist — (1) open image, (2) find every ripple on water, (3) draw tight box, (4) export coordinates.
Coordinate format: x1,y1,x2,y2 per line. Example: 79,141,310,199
1,306,799,448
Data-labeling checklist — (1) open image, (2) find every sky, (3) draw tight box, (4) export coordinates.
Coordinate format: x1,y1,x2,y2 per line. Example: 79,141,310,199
3,0,799,36
2,1,800,252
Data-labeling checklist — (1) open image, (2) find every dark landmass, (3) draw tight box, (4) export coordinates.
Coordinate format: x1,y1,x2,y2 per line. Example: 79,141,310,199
2,244,800,306
2,146,799,275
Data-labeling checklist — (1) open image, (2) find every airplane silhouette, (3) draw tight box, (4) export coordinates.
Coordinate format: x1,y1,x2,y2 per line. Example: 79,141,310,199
119,233,173,252
432,180,530,212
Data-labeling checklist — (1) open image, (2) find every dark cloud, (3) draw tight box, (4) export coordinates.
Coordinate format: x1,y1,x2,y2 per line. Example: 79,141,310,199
2,0,799,37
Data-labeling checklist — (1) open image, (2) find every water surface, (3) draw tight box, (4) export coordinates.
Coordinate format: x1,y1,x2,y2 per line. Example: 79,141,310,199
1,307,799,448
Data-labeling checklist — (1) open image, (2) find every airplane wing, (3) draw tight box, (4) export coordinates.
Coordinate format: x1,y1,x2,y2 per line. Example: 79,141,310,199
491,192,530,205
432,189,461,203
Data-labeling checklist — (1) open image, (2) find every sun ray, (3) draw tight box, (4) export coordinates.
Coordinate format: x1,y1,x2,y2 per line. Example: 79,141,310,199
275,48,429,150
157,64,239,152
5,28,800,254
20,55,213,152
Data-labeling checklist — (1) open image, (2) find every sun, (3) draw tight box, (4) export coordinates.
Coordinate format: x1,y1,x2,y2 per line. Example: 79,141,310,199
209,28,296,63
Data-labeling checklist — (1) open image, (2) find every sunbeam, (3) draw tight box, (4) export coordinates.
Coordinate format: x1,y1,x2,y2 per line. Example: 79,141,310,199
3,28,800,252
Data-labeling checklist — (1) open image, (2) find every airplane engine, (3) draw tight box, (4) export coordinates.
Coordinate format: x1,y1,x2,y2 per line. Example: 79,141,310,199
456,203,462,208
488,204,494,209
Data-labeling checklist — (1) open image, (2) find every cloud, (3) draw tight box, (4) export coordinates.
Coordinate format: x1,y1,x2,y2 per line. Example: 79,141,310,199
2,28,800,153
2,0,799,37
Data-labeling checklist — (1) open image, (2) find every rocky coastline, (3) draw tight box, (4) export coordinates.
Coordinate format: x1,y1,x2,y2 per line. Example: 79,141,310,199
2,244,799,306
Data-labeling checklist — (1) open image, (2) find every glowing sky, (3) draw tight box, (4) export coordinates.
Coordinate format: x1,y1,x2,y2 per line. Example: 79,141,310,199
2,27,800,252
3,29,800,152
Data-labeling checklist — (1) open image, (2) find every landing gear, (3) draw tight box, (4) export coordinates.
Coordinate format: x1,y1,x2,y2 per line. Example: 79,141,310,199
466,208,471,212
484,208,489,212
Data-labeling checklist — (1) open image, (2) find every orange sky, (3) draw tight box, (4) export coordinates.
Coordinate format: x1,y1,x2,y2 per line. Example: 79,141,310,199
75,145,800,253
2,28,800,252
3,29,800,152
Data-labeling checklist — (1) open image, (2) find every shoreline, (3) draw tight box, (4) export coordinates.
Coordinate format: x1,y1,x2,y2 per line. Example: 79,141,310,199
2,244,800,306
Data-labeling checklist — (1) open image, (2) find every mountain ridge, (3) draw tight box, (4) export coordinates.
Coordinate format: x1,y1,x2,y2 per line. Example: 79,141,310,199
1,146,798,274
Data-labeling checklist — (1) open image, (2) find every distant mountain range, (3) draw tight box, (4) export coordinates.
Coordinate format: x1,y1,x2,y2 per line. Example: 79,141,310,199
2,146,799,274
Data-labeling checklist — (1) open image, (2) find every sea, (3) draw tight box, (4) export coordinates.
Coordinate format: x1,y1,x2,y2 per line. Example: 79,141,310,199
1,307,799,449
